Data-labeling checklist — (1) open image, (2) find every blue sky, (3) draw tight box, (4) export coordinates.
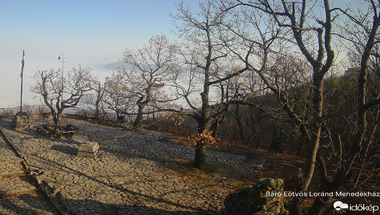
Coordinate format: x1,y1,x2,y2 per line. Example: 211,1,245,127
0,0,363,108
0,0,197,107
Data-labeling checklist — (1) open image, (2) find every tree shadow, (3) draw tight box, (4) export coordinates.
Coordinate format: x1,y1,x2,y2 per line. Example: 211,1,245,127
58,197,216,215
0,118,232,214
4,193,198,215
99,134,260,180
50,145,77,156
25,154,222,214
0,193,60,215
2,117,258,181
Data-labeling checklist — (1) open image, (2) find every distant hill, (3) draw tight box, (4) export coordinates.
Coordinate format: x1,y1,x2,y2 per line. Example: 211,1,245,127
103,62,130,70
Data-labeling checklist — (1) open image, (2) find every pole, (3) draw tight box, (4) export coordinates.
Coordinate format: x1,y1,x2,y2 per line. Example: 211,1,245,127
60,53,65,99
20,50,25,113
62,52,64,88
20,69,23,112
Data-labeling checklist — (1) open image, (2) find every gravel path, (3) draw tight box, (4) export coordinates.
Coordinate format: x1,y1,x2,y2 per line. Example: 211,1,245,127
0,117,265,215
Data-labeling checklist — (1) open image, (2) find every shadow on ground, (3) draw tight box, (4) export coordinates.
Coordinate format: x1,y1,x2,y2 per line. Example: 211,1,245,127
1,118,260,180
28,154,223,214
0,193,60,215
58,197,220,215
0,118,236,214
1,193,219,215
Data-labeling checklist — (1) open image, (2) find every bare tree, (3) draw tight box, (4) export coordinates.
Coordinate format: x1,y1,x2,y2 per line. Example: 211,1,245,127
221,0,380,214
103,73,135,123
172,0,256,169
93,81,106,123
84,77,107,123
115,35,179,128
219,0,336,213
32,66,92,132
306,1,380,213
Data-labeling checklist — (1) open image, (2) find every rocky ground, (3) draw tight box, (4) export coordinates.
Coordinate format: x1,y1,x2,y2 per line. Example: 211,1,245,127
0,116,266,215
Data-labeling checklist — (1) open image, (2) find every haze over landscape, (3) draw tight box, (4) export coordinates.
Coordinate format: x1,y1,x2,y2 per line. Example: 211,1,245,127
0,0,363,108
0,0,197,107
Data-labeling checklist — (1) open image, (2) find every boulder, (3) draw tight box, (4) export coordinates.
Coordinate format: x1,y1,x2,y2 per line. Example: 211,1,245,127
223,178,289,215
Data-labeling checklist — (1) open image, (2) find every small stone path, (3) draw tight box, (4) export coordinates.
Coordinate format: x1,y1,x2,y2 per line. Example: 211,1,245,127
0,117,266,214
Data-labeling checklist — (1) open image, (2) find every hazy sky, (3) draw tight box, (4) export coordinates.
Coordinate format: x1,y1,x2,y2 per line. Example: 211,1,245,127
0,0,362,108
0,0,197,108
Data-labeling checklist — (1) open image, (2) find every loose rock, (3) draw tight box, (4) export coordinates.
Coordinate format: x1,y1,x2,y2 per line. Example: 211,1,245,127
223,178,289,215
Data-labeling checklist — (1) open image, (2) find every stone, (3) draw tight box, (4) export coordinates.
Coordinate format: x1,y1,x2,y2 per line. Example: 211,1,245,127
11,111,33,130
223,178,289,215
76,142,100,159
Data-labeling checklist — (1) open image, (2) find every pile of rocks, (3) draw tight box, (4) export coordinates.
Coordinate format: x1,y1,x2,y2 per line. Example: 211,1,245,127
11,111,33,130
36,123,79,138
223,178,289,215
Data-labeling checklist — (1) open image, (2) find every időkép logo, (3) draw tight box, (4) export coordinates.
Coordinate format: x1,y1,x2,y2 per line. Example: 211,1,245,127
333,201,379,213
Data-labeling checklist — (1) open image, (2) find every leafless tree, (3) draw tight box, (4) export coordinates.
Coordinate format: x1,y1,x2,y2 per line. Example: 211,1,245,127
102,73,135,123
32,66,92,132
84,77,107,123
221,0,380,214
115,35,180,128
93,81,106,122
172,0,258,169
219,0,335,214
306,1,380,213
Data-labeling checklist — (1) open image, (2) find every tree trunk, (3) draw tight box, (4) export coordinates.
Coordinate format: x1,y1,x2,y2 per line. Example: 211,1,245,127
193,119,210,169
54,112,63,133
133,103,145,129
235,104,245,143
94,82,103,124
95,101,100,123
194,141,206,169
210,121,219,138
249,106,259,148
